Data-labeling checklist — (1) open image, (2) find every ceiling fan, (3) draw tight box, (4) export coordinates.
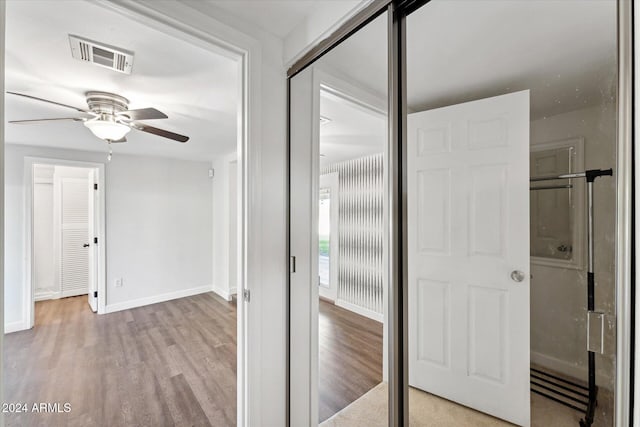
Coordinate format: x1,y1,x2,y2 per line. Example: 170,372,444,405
7,91,189,143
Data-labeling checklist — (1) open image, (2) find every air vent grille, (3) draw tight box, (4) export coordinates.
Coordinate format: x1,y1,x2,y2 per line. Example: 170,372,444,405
69,35,134,75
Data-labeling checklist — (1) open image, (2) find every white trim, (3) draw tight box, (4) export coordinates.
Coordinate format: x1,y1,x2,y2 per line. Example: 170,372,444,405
530,137,585,271
95,3,260,425
283,0,374,69
213,285,235,302
335,299,384,323
22,157,106,333
4,320,29,335
1,2,5,420
34,291,60,302
105,285,213,314
315,65,387,115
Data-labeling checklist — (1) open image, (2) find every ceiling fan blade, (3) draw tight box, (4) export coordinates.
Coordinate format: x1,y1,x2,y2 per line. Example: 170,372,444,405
7,91,92,114
9,117,86,124
117,108,168,121
131,123,189,143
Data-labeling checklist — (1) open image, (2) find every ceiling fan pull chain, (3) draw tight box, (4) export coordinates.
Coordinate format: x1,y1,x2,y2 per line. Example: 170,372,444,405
107,142,113,162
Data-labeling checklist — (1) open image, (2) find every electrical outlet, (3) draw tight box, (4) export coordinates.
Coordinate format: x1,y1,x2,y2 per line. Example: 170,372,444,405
115,278,123,288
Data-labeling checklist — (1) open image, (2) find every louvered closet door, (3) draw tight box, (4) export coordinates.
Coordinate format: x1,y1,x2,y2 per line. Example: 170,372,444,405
60,177,90,298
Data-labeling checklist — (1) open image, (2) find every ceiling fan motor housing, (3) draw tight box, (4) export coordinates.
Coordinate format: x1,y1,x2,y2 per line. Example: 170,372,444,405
86,91,130,116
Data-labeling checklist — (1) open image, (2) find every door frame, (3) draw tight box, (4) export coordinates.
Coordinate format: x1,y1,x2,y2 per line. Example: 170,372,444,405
93,2,267,425
0,2,263,425
23,157,106,327
289,63,390,426
286,1,635,426
93,2,256,425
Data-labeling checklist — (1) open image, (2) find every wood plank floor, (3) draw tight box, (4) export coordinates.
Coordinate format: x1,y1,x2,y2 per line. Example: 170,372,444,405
319,300,383,423
4,294,382,426
4,294,237,427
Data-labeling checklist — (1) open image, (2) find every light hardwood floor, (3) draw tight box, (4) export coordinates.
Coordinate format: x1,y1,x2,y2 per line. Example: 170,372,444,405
4,294,237,427
4,294,383,427
319,300,383,422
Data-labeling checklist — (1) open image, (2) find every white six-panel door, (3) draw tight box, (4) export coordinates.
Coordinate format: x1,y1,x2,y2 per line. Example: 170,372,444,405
408,91,531,426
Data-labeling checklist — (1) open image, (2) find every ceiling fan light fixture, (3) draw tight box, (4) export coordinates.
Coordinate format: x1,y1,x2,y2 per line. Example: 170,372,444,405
83,118,131,141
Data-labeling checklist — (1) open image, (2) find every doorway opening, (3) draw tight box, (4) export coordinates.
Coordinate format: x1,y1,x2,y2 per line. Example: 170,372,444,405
289,10,390,425
3,0,250,425
318,86,387,422
25,159,105,328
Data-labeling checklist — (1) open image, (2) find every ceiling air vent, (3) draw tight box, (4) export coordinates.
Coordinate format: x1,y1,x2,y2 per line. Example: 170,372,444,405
68,35,134,75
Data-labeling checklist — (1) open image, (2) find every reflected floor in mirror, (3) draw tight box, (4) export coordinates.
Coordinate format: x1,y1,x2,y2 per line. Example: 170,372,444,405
320,382,613,427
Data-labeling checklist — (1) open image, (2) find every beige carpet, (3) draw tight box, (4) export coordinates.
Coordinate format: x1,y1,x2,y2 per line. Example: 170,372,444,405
320,382,586,427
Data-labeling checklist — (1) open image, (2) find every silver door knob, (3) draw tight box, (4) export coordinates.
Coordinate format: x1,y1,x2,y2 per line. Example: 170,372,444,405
510,270,526,282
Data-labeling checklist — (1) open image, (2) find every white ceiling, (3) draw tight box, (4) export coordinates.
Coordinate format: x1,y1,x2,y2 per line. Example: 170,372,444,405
314,0,617,166
7,0,616,165
206,0,326,38
5,0,240,161
320,90,385,167
405,0,617,118
320,0,617,118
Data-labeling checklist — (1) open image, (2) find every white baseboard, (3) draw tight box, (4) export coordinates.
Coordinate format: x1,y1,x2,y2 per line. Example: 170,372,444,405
212,285,237,301
335,299,383,323
104,285,212,314
35,291,61,302
530,350,612,389
5,320,30,334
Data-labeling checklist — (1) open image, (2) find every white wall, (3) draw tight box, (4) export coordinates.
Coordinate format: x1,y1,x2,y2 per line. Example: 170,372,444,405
283,0,365,66
530,104,616,388
5,143,214,326
105,153,213,308
212,152,237,300
32,164,55,300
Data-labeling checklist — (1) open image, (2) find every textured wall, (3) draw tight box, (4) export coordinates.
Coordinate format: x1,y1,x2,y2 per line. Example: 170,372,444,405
321,153,384,314
530,104,616,389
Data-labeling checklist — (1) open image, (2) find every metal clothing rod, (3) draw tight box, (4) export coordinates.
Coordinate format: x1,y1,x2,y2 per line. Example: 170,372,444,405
531,172,586,182
530,168,613,183
530,184,573,191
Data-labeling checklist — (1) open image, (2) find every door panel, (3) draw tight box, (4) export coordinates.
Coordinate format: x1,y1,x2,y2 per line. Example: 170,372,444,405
408,91,530,426
58,176,90,298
